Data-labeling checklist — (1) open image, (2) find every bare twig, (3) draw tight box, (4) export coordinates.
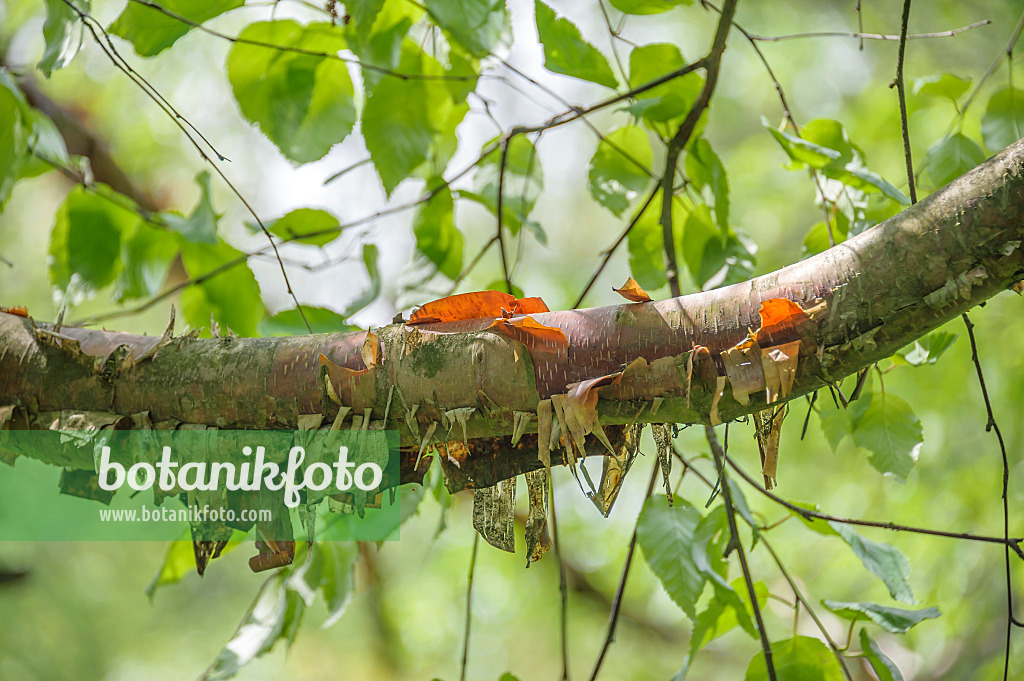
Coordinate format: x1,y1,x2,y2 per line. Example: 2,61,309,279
661,0,738,296
588,462,660,681
962,313,1019,681
549,474,571,681
706,425,776,681
459,533,480,681
891,0,918,204
748,20,991,43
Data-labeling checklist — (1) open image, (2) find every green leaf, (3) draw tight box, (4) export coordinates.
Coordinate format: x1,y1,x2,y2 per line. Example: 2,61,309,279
145,536,195,601
824,600,940,634
201,571,305,681
636,497,705,619
319,541,359,627
609,0,692,15
829,522,916,604
259,307,359,336
363,44,435,194
0,70,31,208
850,393,922,482
816,395,850,453
20,108,72,179
924,134,986,188
628,43,702,123
839,165,911,205
349,0,386,34
424,0,507,58
982,87,1024,153
682,205,756,290
414,185,463,280
762,117,841,169
744,636,844,681
146,532,243,601
686,138,729,228
790,501,840,537
341,243,382,317
227,21,355,164
110,0,243,57
896,330,957,366
535,1,618,89
912,73,970,102
265,208,341,247
588,126,653,216
179,239,264,337
859,629,905,681
50,184,140,298
801,118,856,168
115,223,179,302
468,136,545,240
801,219,849,257
684,577,769,677
161,171,219,244
627,193,667,291
39,0,85,77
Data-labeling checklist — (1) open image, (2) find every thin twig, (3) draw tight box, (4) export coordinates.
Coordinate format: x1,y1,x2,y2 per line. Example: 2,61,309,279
573,185,659,308
958,11,1024,119
891,0,918,204
588,462,660,681
459,533,480,681
496,136,513,294
724,454,1024,556
962,313,1019,681
549,474,571,681
661,0,738,296
760,534,854,681
748,20,991,42
706,425,776,681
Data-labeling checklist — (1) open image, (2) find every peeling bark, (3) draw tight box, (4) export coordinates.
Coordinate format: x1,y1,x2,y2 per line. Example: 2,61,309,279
3,138,1024,489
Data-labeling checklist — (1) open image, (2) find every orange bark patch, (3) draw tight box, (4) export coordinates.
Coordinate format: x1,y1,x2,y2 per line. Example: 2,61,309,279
753,298,812,346
612,277,652,302
0,306,28,317
408,290,550,324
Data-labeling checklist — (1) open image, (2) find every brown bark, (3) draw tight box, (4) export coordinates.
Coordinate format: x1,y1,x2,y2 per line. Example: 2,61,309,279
3,138,1024,488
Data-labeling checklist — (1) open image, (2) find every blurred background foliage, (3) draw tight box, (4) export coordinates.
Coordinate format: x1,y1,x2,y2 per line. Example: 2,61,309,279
0,0,1023,679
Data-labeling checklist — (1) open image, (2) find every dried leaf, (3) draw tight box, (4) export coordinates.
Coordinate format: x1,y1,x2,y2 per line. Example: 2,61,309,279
512,411,533,445
613,277,652,302
473,479,516,552
525,468,551,566
650,423,673,504
488,315,568,350
754,405,787,490
442,407,475,444
589,424,641,517
564,373,623,454
408,290,550,324
360,330,379,368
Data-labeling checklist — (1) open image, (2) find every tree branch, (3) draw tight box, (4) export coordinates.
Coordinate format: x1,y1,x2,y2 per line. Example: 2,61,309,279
4,139,1024,490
